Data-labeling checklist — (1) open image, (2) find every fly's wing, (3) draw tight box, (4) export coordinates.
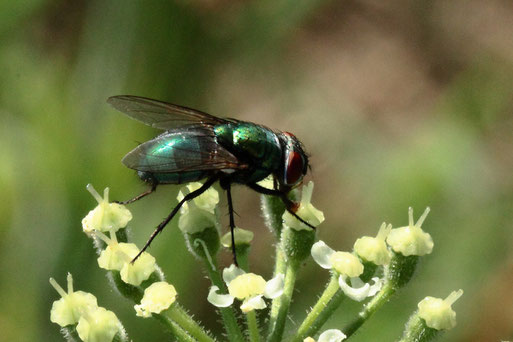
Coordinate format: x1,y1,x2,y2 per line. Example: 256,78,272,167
122,127,246,173
107,95,226,130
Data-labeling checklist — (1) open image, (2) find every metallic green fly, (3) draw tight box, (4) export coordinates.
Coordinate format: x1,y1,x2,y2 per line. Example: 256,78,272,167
108,95,313,264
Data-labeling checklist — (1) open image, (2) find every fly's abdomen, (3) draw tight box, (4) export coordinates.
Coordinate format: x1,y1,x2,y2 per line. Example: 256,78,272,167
138,170,208,184
123,127,239,184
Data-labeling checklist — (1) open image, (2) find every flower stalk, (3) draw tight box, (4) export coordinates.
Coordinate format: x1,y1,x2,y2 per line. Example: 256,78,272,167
158,304,216,342
150,315,197,342
292,273,344,342
267,258,299,342
246,310,261,342
342,282,396,338
204,261,245,342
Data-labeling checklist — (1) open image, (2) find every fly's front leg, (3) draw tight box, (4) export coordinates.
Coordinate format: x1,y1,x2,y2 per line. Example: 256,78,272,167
248,182,316,230
115,183,157,205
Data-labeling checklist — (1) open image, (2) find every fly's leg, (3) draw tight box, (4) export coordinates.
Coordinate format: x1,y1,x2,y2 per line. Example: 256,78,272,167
131,176,217,263
248,183,316,230
115,183,157,205
225,183,239,266
280,195,316,230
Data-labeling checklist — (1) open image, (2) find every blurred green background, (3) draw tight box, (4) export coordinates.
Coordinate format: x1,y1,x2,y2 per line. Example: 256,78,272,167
1,1,512,341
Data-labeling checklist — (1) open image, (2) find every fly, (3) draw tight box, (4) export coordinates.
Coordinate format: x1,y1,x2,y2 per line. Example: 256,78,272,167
107,95,314,264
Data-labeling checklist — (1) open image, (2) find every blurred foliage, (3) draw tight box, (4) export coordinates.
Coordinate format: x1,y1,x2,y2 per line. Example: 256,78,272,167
1,0,512,341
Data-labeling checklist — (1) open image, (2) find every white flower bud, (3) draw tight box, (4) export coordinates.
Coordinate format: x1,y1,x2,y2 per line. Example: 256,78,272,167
354,223,392,265
134,282,177,317
82,184,132,234
387,207,433,256
418,290,463,330
49,273,98,327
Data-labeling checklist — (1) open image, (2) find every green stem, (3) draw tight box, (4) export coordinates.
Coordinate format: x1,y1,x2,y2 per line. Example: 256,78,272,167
246,311,261,342
112,332,129,342
273,245,287,276
260,192,287,325
205,261,245,342
292,273,344,341
267,244,286,336
267,260,299,342
151,314,197,342
161,304,215,342
344,283,396,339
236,246,250,272
60,326,81,342
260,194,286,238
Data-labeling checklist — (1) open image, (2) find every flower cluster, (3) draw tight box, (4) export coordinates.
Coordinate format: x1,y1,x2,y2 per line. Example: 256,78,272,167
310,208,435,303
83,185,161,287
49,179,463,342
50,185,182,342
50,273,126,342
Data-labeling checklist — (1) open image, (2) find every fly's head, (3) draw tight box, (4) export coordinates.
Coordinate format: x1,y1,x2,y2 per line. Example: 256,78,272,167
276,132,309,193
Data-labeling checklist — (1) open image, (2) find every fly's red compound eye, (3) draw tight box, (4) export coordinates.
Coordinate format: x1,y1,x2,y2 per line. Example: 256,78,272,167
285,150,304,186
282,132,306,186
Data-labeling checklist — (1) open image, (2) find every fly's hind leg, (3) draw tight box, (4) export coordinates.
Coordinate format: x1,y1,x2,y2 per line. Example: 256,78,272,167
225,183,239,267
115,182,157,205
131,176,218,263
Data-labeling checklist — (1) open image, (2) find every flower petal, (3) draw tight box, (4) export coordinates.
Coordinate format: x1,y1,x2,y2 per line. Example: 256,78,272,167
318,329,347,342
338,275,371,302
240,295,266,313
207,286,234,308
222,264,245,285
368,277,383,297
311,241,335,269
264,273,284,299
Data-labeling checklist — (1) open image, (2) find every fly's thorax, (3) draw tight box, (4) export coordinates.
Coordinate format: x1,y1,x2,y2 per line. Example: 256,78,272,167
214,122,282,179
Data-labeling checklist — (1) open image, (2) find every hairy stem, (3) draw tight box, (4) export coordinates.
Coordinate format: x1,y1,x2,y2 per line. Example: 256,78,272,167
267,260,299,342
292,273,344,341
205,260,245,342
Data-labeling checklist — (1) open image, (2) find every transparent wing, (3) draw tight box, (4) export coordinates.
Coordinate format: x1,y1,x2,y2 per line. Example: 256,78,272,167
122,127,246,173
107,95,226,130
